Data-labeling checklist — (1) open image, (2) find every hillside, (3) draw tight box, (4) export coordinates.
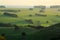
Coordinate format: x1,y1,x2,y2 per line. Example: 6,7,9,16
27,23,60,40
0,8,60,27
0,8,60,40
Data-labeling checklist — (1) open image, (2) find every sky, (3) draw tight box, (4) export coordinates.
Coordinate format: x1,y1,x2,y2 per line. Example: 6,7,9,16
0,0,60,6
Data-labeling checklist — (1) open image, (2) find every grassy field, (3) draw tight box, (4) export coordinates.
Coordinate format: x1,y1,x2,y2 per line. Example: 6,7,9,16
0,8,60,26
0,27,37,40
0,8,60,40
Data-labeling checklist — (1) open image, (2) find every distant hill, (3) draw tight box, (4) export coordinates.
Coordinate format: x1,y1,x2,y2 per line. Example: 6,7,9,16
6,6,33,8
50,5,60,8
0,6,5,8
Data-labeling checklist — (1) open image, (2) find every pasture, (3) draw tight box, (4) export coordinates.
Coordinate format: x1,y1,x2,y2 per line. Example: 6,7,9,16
0,27,36,40
0,8,60,27
0,8,60,40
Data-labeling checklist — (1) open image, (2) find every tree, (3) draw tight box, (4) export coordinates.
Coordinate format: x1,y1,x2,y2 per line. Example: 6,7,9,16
14,25,19,31
29,8,33,10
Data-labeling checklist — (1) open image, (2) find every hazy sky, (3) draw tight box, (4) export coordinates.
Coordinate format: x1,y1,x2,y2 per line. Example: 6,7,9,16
0,0,60,6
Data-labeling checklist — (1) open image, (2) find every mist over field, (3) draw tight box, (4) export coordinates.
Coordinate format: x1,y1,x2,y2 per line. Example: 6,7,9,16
0,0,60,40
5,6,33,8
0,5,60,40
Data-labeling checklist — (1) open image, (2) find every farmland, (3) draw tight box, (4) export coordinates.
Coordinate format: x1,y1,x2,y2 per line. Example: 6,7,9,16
0,8,60,27
0,8,60,40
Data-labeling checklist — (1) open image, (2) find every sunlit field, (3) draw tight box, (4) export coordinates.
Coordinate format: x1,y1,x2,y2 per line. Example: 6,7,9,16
0,8,60,27
0,8,60,40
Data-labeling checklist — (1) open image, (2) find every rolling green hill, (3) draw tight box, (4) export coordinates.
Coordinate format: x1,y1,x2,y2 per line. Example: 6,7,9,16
0,8,60,27
0,8,60,40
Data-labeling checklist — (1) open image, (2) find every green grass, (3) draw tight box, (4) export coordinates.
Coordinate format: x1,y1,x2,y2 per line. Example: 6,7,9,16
0,8,60,40
0,8,60,26
0,27,36,40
